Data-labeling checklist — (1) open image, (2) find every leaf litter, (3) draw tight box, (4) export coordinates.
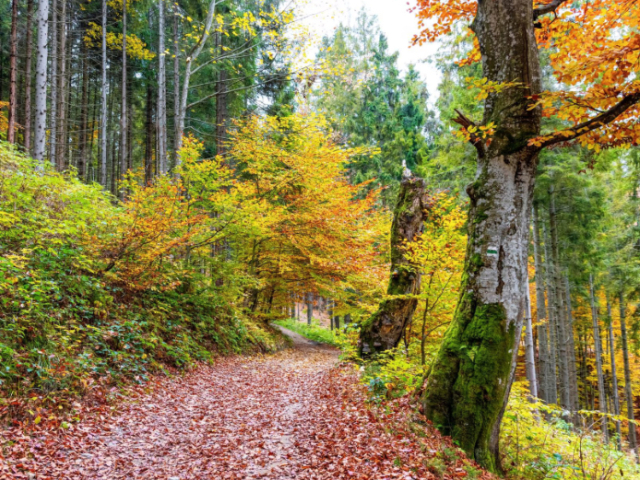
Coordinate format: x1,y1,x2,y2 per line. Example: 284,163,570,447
1,330,493,479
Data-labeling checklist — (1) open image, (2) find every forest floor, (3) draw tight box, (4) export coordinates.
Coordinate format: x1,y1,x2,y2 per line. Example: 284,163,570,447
1,328,491,480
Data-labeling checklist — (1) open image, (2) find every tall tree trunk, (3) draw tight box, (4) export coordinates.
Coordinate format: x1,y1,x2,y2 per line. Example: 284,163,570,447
306,293,312,326
589,274,609,443
532,204,549,403
7,0,18,143
548,189,572,411
33,0,49,161
564,274,580,413
49,0,58,165
100,0,107,186
421,1,542,471
543,224,559,405
524,281,538,399
619,294,639,462
606,297,622,450
359,174,430,354
55,0,67,169
145,77,155,184
24,0,34,152
119,0,127,195
175,0,218,158
172,5,180,162
78,39,89,180
157,0,167,173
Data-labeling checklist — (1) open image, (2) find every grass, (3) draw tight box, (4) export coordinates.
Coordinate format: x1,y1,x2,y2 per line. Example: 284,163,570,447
273,318,339,346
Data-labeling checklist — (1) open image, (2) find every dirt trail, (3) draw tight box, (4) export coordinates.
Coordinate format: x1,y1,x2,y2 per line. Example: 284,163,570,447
2,329,490,480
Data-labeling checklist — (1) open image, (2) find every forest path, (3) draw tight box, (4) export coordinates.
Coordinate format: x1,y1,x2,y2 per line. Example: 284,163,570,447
3,329,487,480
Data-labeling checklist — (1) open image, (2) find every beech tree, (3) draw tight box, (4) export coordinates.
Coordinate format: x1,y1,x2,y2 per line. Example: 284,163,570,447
412,0,640,471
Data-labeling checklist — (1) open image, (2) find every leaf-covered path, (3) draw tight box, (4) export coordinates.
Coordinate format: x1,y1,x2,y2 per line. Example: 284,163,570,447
2,329,490,480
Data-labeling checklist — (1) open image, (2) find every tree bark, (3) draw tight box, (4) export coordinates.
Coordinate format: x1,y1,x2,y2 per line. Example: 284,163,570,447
33,0,49,161
606,297,622,450
172,5,180,163
589,274,609,443
145,77,155,184
564,274,580,413
157,0,167,173
49,0,58,165
24,0,34,153
421,0,543,471
306,293,312,326
55,0,67,169
100,0,107,186
619,294,639,462
119,0,127,195
532,204,549,403
79,37,89,180
524,281,538,399
359,174,430,354
7,0,18,144
543,224,559,405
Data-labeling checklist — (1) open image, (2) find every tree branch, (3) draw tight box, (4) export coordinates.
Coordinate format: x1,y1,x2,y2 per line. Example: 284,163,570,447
452,109,486,158
533,0,569,20
536,92,640,150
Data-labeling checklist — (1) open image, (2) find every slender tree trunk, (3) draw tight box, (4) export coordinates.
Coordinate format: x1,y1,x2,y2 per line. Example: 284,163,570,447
175,0,218,158
359,175,430,354
421,1,543,471
564,274,580,413
119,0,127,195
49,0,58,165
543,224,559,405
78,39,89,180
524,281,538,399
157,0,167,173
548,191,571,411
7,0,18,143
606,297,622,450
55,0,67,169
619,294,639,462
100,0,107,186
532,204,549,403
589,274,609,443
33,0,49,161
306,293,313,326
24,0,34,153
145,78,155,184
172,5,180,162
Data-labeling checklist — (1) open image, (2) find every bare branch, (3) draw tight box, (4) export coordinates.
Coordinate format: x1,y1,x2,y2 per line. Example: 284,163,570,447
536,92,640,150
533,0,569,20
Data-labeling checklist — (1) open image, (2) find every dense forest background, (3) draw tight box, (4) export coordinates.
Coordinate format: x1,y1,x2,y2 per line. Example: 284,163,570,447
1,0,640,478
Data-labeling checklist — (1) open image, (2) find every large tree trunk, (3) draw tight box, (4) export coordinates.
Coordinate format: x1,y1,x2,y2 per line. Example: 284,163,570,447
421,0,542,472
619,294,639,462
359,174,429,354
7,0,18,144
33,0,49,161
24,0,34,153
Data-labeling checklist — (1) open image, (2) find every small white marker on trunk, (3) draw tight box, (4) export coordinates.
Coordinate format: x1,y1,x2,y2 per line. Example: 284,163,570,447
487,246,499,256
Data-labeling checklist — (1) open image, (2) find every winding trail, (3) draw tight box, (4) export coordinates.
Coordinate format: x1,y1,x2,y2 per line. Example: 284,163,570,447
2,328,490,480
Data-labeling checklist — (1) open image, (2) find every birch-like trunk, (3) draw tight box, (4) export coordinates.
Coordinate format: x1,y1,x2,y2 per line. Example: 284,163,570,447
172,6,180,162
33,0,49,161
78,38,89,180
175,0,218,158
7,0,18,143
100,0,107,186
589,274,609,443
619,295,639,462
157,0,167,174
524,281,538,399
24,0,34,152
55,0,67,169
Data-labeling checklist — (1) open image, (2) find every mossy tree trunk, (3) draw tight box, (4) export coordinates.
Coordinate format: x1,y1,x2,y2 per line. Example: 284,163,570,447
421,0,543,472
359,175,430,355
